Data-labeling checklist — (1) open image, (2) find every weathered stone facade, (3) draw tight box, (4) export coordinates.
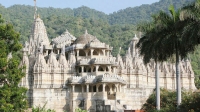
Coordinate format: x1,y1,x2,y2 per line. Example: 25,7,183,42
20,13,196,112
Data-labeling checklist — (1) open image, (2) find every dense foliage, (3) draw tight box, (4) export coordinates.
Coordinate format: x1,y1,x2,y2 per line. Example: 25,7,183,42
142,89,177,112
142,89,200,112
191,46,200,88
109,0,194,25
75,108,87,112
0,15,27,111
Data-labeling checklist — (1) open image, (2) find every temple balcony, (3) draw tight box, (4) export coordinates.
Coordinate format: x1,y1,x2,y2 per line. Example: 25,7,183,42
96,74,127,85
90,57,117,65
77,58,91,65
68,76,83,84
77,57,117,65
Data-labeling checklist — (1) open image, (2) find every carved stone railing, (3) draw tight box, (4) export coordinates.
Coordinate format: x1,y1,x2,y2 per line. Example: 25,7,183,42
68,76,83,84
96,74,126,84
83,75,96,83
77,58,91,65
91,57,116,64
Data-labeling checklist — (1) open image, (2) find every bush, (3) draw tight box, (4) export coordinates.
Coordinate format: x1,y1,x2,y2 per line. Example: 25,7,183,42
142,89,200,112
75,108,87,112
32,102,55,112
142,89,177,112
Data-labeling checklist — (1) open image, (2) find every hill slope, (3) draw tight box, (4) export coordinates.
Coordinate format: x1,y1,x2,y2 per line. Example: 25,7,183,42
108,0,194,24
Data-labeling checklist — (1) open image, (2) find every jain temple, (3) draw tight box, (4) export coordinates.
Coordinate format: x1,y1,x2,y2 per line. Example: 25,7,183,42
19,2,196,112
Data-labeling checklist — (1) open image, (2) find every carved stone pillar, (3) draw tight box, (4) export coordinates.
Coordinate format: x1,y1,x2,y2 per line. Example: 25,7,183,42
81,66,84,73
72,85,75,92
115,84,119,92
103,49,105,56
103,83,105,92
96,65,99,73
119,84,122,92
113,67,116,73
85,50,88,57
58,49,60,54
86,84,89,92
107,50,109,56
90,49,94,57
45,50,48,56
108,66,111,73
82,85,84,93
77,50,79,56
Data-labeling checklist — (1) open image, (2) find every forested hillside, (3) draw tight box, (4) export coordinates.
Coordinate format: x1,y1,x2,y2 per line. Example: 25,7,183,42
0,0,200,88
0,0,194,42
109,0,194,24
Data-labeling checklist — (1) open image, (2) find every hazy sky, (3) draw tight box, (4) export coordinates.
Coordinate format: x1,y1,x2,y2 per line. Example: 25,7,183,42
0,0,159,14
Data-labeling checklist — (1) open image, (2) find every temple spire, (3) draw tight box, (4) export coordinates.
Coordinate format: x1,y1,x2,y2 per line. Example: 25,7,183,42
85,29,88,34
118,47,121,55
34,0,37,19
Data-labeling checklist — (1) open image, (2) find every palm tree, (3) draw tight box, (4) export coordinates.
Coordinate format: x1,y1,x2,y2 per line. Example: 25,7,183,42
137,5,193,108
180,0,200,54
136,20,167,110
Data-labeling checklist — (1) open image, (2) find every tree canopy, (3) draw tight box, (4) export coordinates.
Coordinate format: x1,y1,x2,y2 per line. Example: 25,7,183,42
142,89,200,112
0,15,27,112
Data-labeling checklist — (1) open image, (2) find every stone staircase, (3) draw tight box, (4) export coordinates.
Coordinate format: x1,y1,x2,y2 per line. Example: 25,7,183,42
104,100,124,112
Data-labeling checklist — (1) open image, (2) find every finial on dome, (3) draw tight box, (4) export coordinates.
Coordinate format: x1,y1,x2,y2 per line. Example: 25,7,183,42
34,0,37,19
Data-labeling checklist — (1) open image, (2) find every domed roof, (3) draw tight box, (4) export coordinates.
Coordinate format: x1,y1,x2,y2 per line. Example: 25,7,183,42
74,30,100,44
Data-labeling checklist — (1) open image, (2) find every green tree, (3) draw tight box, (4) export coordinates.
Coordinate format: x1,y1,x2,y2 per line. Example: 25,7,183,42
0,15,27,111
180,0,200,64
142,89,177,112
139,5,192,107
136,17,169,110
175,0,200,89
179,91,200,112
142,89,200,112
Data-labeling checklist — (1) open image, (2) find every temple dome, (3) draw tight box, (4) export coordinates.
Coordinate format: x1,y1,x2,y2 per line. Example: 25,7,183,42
74,30,100,44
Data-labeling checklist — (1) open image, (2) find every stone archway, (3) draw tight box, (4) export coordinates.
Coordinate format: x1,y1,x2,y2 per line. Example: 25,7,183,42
98,84,103,92
93,50,98,55
79,50,86,56
98,66,104,71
